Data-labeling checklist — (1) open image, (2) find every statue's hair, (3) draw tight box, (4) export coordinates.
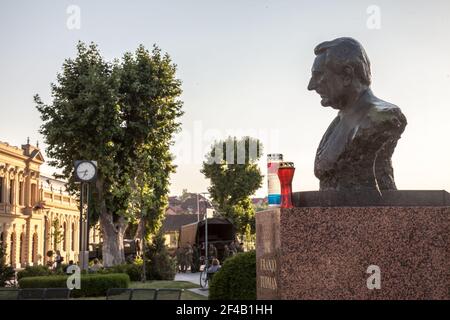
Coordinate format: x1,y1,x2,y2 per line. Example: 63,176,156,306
314,37,372,86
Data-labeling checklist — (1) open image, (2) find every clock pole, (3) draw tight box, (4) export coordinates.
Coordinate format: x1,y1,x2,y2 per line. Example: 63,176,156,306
75,160,98,271
86,182,90,268
78,182,84,269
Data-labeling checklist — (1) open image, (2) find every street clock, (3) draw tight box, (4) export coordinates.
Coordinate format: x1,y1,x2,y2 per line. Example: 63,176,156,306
74,160,98,182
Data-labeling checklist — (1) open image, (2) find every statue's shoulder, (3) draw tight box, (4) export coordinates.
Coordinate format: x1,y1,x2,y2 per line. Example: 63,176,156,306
362,96,407,131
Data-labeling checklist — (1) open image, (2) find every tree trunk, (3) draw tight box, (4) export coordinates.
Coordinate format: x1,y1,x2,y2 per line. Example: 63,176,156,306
100,213,126,267
96,179,126,267
134,217,148,240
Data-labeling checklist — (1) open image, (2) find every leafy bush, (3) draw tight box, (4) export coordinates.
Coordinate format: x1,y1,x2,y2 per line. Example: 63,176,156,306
0,245,15,287
17,265,52,280
145,232,177,280
19,273,130,297
209,251,256,300
145,252,177,280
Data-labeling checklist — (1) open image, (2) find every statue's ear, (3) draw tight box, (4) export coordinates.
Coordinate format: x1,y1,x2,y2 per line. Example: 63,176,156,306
342,65,354,87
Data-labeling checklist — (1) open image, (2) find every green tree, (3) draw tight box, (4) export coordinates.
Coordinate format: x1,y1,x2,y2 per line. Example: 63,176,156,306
35,42,183,266
201,137,263,235
180,189,190,202
144,231,177,280
0,244,15,287
51,218,64,251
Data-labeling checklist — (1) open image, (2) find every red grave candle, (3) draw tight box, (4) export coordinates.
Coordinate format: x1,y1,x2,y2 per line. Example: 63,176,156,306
277,162,295,209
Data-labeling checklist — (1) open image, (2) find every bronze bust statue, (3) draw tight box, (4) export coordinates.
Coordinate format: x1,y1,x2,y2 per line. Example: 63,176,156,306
308,37,407,192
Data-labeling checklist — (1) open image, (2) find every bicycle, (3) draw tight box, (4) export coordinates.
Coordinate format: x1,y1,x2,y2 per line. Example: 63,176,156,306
199,256,222,289
199,255,210,288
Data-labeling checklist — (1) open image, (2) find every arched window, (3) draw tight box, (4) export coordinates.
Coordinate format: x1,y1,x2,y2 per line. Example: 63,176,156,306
0,177,4,203
63,222,67,251
9,179,14,205
31,184,36,205
32,233,38,264
71,223,75,251
19,181,24,206
44,218,49,259
9,233,15,266
19,232,24,265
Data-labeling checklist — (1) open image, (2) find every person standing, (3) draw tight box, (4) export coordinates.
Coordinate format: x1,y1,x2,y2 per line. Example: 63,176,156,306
192,243,200,273
185,242,193,272
223,244,230,262
175,246,183,273
180,246,188,273
208,243,218,262
135,238,141,257
229,242,237,256
54,250,63,270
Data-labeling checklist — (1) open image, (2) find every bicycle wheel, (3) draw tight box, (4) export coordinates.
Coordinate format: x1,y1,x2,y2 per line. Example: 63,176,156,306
199,268,208,288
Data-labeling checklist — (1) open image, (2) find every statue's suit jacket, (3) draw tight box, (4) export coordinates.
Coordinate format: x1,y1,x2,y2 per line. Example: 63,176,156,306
314,89,407,191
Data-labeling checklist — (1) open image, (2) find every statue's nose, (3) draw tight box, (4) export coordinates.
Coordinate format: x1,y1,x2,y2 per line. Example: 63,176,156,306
307,78,316,91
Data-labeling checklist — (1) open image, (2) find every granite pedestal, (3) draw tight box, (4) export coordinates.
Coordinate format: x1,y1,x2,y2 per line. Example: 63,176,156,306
256,190,450,300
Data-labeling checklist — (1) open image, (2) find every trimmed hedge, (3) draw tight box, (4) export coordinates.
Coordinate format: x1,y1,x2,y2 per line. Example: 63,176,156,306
17,265,52,280
209,251,256,300
99,263,142,281
19,273,130,297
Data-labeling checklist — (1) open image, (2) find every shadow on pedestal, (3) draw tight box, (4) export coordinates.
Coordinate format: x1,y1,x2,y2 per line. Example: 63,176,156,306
292,190,450,207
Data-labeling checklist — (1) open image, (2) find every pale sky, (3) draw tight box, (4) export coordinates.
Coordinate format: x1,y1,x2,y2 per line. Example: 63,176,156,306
1,0,449,197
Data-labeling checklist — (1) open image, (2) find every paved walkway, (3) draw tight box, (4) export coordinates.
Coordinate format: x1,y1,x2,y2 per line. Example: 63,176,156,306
174,272,209,297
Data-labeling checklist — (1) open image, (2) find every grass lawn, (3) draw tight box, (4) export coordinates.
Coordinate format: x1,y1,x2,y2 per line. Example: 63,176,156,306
75,280,207,300
130,281,206,300
130,280,199,289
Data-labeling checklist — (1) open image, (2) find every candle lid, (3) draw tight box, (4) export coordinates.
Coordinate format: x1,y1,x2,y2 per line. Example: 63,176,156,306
267,154,283,161
279,162,295,169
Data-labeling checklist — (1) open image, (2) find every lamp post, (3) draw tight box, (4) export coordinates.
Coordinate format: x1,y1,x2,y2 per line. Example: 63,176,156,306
196,193,200,223
199,192,211,268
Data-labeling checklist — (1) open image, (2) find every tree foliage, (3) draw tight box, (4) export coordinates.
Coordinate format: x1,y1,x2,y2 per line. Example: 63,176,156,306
144,231,177,280
35,42,183,266
201,137,263,235
0,244,15,287
51,218,64,251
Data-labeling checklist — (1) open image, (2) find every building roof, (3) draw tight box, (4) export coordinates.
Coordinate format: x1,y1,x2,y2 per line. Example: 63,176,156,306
162,214,205,232
40,174,71,195
0,140,44,163
167,193,212,215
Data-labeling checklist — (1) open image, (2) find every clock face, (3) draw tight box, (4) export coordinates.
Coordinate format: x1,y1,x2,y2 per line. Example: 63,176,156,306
76,161,96,181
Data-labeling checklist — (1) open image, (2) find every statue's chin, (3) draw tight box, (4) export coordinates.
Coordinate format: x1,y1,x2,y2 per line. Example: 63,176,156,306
321,98,340,109
320,98,332,107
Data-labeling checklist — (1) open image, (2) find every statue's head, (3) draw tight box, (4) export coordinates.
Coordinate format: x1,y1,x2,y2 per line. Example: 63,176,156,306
307,37,372,110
